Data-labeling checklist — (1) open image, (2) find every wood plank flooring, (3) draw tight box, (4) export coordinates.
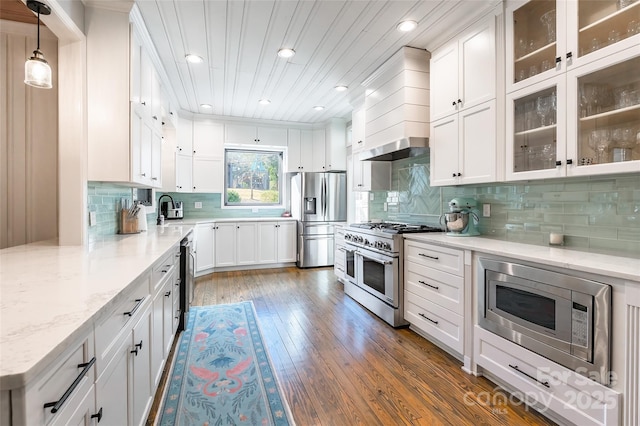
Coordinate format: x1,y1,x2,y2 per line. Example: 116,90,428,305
153,266,557,426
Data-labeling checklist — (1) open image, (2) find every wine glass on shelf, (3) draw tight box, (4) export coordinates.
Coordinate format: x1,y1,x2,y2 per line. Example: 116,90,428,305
588,129,612,164
536,96,551,126
540,10,556,44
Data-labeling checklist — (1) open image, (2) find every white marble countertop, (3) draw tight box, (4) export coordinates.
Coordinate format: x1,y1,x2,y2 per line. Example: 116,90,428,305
167,216,297,225
403,234,640,282
0,224,193,390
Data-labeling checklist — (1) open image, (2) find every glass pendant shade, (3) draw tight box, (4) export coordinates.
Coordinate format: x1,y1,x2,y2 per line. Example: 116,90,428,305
24,0,52,89
24,49,52,89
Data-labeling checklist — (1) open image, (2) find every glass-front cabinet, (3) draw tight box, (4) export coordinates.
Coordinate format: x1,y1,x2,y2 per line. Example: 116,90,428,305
506,0,640,93
506,0,640,180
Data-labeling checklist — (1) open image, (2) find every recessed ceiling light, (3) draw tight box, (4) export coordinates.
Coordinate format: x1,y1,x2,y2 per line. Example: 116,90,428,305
334,85,348,92
185,54,204,63
277,48,296,58
258,99,271,105
200,103,212,109
313,105,325,111
397,20,418,32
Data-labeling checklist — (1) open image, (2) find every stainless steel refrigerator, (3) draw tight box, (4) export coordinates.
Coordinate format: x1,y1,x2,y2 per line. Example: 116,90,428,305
290,171,347,268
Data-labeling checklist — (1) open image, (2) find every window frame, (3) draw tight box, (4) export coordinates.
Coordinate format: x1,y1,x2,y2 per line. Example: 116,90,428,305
223,146,285,208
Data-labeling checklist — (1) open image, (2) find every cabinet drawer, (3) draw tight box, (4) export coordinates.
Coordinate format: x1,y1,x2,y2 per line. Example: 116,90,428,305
405,265,463,315
152,250,178,290
404,291,463,355
404,240,464,276
21,333,94,426
94,275,150,377
474,327,621,426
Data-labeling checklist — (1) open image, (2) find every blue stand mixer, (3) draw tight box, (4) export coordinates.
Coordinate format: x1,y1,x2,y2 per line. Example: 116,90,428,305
441,197,480,236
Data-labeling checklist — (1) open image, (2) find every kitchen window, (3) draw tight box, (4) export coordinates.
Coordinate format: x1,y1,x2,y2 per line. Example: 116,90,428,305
224,148,283,206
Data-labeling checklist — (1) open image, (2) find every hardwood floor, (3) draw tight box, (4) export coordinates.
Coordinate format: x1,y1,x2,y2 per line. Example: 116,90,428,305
154,266,557,425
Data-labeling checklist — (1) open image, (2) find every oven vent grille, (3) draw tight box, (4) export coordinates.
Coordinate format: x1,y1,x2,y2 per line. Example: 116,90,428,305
626,304,640,426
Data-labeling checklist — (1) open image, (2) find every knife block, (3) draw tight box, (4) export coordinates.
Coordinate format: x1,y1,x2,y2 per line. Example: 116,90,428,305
119,210,140,234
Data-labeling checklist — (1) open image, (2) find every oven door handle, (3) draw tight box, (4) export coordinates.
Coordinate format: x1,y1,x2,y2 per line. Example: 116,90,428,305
356,250,393,265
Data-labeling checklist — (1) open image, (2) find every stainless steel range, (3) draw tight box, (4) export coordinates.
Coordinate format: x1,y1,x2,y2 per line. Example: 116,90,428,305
341,222,444,327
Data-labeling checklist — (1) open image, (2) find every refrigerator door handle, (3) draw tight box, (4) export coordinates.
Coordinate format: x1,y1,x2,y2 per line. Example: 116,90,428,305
321,176,326,218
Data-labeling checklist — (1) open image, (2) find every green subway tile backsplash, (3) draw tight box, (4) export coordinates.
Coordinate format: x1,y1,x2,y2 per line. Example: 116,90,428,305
155,192,285,219
87,182,134,241
366,153,640,258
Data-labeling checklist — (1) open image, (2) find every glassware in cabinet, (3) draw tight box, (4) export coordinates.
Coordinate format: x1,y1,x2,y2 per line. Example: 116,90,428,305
577,0,640,58
511,0,559,85
575,55,640,168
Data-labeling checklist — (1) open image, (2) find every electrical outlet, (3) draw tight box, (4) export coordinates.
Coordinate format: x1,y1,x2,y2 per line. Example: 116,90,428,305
194,202,202,209
89,211,97,227
483,203,491,217
370,193,375,201
383,202,388,212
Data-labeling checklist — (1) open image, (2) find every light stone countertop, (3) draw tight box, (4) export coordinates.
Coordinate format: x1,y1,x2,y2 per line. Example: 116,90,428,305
165,216,297,225
0,224,193,390
403,234,640,282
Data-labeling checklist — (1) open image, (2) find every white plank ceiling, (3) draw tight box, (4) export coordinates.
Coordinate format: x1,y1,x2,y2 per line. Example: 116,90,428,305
135,0,497,124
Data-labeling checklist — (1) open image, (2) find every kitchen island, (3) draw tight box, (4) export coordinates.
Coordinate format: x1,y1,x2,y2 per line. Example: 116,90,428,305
0,224,192,390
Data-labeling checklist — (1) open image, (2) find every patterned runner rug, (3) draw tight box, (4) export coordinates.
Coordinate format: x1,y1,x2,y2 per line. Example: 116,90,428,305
159,301,295,425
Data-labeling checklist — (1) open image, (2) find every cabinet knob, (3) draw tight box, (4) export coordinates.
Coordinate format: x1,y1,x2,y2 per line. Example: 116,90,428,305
556,160,562,166
555,56,562,64
193,150,196,154
178,186,182,189
141,101,146,106
457,99,462,104
152,177,158,180
165,291,171,297
193,186,196,189
452,101,457,106
457,172,461,177
452,172,457,177
566,52,573,59
566,159,573,165
141,173,146,177
153,115,158,120
178,147,182,151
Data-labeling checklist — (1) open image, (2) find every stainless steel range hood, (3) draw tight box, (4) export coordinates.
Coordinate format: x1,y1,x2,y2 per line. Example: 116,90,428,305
359,137,429,161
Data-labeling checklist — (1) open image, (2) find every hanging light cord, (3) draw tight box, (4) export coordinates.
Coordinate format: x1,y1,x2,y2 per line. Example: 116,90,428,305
36,6,41,50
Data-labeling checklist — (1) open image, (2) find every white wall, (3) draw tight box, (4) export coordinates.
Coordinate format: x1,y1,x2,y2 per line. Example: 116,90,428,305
0,21,58,249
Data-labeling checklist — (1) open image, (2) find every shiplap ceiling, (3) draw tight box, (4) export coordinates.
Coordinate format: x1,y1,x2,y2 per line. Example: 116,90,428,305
135,0,496,124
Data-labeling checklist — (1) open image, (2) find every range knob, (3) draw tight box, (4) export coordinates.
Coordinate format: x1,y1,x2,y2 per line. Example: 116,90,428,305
384,242,392,251
364,239,370,246
357,236,364,243
375,241,383,249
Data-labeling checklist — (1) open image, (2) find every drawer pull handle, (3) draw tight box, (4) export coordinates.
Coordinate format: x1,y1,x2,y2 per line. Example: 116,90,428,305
123,298,144,317
508,364,550,388
131,340,143,356
418,280,439,290
161,264,172,273
418,313,438,325
91,407,103,422
418,253,439,260
44,357,96,413
165,291,171,297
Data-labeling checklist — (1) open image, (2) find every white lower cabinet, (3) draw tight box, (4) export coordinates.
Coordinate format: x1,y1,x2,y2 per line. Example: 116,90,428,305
195,223,215,273
475,326,621,426
236,222,258,265
214,223,237,267
130,309,152,426
404,240,465,357
333,226,346,282
257,221,296,264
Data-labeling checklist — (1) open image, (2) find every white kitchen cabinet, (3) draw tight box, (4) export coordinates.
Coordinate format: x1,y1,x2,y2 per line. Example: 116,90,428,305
257,221,296,264
214,223,237,267
176,117,194,154
475,326,621,426
430,16,496,122
87,8,164,188
95,335,129,426
429,12,498,187
286,128,314,172
351,103,366,153
195,223,216,273
236,222,258,265
48,383,96,426
404,240,465,357
225,123,288,146
430,100,497,186
193,120,224,157
130,309,152,426
352,155,391,191
333,226,346,282
192,157,223,193
506,0,640,94
175,154,193,192
311,128,327,171
322,118,347,171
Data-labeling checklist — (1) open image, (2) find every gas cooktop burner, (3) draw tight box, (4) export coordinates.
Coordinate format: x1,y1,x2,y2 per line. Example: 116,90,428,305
349,222,444,234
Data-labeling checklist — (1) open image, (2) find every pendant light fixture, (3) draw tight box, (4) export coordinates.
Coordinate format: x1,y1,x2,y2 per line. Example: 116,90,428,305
24,0,52,89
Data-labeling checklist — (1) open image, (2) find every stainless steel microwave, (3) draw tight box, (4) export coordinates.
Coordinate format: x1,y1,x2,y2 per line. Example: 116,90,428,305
478,257,612,385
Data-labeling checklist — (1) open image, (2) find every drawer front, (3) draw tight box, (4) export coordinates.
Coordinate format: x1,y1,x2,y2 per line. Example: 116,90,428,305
405,268,463,315
404,240,463,276
152,250,178,291
95,275,150,377
474,327,620,426
22,334,94,426
405,291,463,354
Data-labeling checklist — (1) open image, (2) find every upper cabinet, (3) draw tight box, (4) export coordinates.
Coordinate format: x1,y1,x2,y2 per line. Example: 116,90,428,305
430,19,496,122
193,120,224,157
286,129,314,172
225,124,288,146
505,0,640,180
87,6,164,188
430,12,500,186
